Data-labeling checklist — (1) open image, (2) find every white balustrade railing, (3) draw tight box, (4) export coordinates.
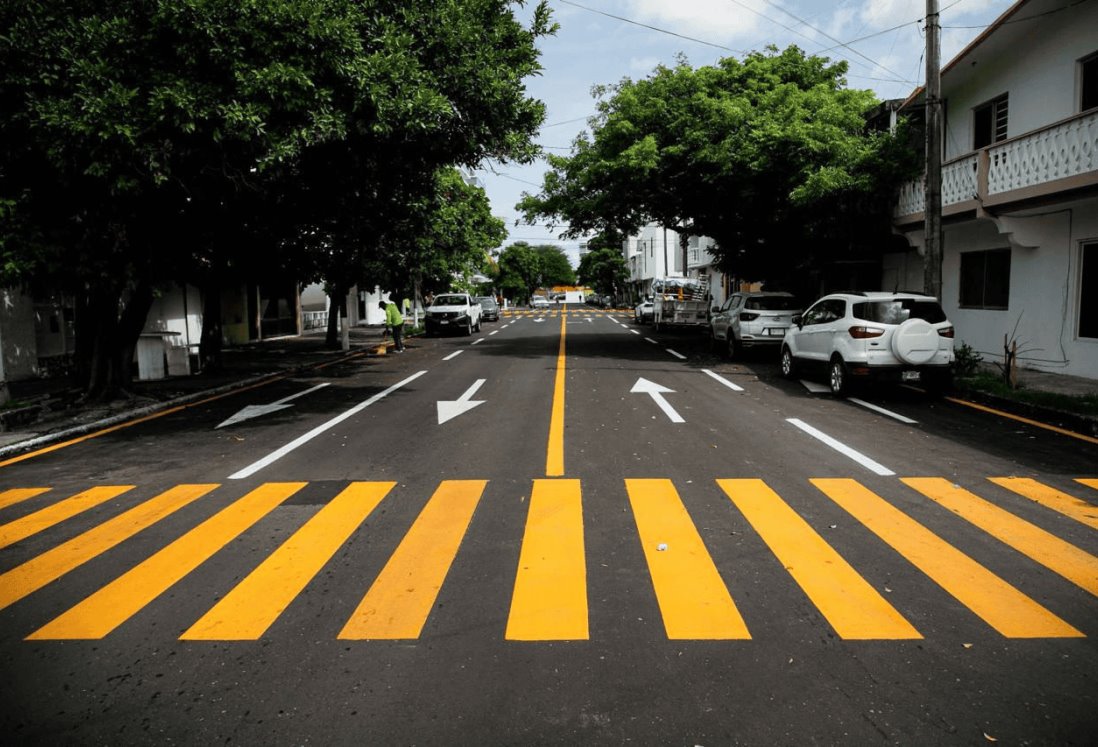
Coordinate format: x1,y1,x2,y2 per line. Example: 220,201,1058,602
987,109,1098,194
942,154,979,205
895,177,924,216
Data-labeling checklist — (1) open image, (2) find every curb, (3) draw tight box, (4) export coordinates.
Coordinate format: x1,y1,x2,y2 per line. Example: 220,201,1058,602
949,387,1098,439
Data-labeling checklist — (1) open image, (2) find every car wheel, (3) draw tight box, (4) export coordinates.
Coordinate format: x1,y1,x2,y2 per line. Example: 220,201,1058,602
475,318,481,332
780,346,797,379
829,357,849,397
726,334,741,360
464,319,472,336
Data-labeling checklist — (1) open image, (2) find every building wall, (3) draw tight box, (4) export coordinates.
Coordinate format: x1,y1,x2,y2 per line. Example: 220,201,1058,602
0,289,40,381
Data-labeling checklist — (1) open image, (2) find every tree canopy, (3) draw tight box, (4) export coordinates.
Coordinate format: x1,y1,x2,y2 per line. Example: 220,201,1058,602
495,242,574,302
518,46,919,290
577,247,628,298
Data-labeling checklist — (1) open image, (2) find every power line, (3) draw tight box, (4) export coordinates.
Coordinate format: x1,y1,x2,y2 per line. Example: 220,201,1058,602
555,0,744,54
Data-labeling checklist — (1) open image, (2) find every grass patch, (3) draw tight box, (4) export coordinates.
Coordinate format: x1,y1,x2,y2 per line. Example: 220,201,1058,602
955,372,1098,416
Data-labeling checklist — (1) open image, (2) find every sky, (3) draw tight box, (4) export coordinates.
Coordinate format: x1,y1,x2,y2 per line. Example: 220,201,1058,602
473,0,1018,266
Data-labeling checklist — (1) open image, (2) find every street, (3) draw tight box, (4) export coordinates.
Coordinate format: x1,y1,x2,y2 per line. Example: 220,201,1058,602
1,307,1096,745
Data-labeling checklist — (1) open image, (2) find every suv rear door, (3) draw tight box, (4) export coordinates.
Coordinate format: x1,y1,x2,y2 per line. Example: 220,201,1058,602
794,298,847,362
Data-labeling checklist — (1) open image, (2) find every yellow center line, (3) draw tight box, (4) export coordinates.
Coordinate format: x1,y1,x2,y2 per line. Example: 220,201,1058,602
182,481,394,640
28,482,304,640
546,313,567,477
340,480,486,640
506,479,588,640
0,485,134,550
812,478,1083,638
989,477,1098,531
0,484,218,611
718,479,920,640
945,396,1098,445
627,479,750,640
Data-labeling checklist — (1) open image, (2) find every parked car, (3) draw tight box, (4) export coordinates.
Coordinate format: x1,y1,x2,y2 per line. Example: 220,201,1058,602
634,298,654,324
425,293,482,336
476,296,500,322
710,291,801,359
780,291,955,395
531,295,550,309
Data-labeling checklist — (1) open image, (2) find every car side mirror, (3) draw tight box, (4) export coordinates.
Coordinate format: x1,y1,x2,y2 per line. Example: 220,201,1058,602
792,314,803,328
710,306,719,314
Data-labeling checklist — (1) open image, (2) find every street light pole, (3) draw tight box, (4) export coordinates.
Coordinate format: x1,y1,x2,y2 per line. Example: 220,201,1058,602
924,0,943,299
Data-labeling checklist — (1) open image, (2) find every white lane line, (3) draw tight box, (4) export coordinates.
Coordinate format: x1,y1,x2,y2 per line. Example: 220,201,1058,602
644,338,659,345
848,397,918,424
230,371,429,480
801,380,831,393
630,329,641,335
785,418,895,476
489,330,500,336
666,349,686,360
471,338,485,345
702,368,745,392
443,350,463,361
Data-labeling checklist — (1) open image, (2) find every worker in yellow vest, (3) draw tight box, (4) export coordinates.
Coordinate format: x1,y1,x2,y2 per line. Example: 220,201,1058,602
379,300,405,352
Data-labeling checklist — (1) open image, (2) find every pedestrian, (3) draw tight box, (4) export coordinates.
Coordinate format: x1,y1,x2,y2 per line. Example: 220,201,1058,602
379,299,405,352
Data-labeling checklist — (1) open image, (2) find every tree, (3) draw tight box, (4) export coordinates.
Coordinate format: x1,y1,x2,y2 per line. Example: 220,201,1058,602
1,0,555,397
497,242,541,303
534,245,576,288
518,46,919,293
578,247,628,298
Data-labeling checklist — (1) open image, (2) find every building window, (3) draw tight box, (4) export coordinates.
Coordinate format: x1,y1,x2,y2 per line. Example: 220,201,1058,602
973,94,1008,149
960,249,1011,309
1080,242,1098,339
1082,53,1098,112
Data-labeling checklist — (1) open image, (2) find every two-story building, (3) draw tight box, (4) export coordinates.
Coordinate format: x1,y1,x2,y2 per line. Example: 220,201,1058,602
888,0,1097,379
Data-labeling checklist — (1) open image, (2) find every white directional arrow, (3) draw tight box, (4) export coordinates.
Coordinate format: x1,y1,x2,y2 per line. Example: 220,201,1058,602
631,377,684,423
437,379,487,424
216,383,330,429
533,318,546,323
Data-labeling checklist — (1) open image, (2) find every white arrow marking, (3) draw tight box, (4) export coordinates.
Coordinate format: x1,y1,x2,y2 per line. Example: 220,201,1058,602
631,377,684,423
217,383,330,429
437,379,487,424
533,318,545,323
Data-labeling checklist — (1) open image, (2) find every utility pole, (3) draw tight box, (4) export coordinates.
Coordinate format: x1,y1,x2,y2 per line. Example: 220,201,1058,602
924,0,943,299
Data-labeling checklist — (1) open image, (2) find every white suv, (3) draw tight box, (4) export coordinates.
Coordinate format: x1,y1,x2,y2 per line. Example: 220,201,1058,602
780,292,955,395
425,293,482,336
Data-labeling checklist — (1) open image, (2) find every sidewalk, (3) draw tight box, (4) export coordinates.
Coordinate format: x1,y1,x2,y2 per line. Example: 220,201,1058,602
0,326,397,454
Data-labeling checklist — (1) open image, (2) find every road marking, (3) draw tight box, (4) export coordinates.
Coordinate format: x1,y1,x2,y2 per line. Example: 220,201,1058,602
340,480,486,639
848,397,918,424
0,487,50,511
991,477,1098,531
229,371,427,479
216,383,331,429
507,479,587,640
182,482,394,640
471,337,485,345
626,479,749,639
546,314,567,477
28,483,304,639
946,396,1098,445
0,485,134,550
1077,478,1098,492
630,329,641,335
800,380,831,393
644,338,659,345
0,484,217,611
903,478,1098,597
631,378,685,423
812,478,1084,638
665,349,686,360
702,369,744,392
489,330,499,336
786,419,894,476
443,350,463,361
437,379,487,424
718,479,920,639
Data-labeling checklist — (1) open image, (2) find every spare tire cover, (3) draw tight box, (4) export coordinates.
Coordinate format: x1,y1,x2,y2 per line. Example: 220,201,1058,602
892,318,939,364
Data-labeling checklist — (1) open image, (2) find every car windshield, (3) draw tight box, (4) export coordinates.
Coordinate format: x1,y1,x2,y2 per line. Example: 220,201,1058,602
433,295,467,306
853,299,947,324
478,298,497,307
745,296,799,311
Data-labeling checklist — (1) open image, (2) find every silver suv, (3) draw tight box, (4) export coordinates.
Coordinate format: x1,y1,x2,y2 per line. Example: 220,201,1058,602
710,291,801,359
780,292,955,395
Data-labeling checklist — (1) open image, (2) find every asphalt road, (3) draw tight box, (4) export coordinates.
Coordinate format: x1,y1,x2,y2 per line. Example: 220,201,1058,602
1,307,1096,745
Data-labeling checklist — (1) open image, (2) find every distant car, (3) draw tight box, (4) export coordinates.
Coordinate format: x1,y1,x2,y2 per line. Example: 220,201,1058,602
425,293,482,336
780,291,955,395
476,296,500,321
709,292,801,359
531,295,550,309
634,298,654,324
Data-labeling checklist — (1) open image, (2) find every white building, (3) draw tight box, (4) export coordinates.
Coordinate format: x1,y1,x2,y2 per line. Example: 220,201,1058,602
888,0,1098,379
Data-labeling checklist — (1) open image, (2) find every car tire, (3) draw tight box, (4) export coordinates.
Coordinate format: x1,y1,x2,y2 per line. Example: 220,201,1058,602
780,346,797,379
726,334,741,361
464,319,472,336
829,357,849,397
475,318,481,332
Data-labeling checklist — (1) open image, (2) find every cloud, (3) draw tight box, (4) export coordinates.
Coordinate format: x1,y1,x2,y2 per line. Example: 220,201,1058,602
629,55,663,72
625,0,765,41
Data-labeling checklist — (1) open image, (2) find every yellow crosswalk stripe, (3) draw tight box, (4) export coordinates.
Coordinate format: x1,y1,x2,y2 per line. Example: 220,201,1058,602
27,482,304,640
507,479,588,640
626,479,749,640
718,479,920,640
988,477,1098,531
182,482,394,640
0,484,217,611
0,485,133,550
904,478,1098,597
339,480,486,640
0,488,51,511
813,478,1083,638
1078,478,1098,492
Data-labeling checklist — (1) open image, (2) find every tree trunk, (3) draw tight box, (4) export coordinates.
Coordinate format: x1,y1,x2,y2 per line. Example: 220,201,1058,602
81,282,154,401
199,282,224,373
325,284,348,349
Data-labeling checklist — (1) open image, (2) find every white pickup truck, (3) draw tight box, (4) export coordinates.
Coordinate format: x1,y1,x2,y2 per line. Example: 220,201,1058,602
425,292,482,336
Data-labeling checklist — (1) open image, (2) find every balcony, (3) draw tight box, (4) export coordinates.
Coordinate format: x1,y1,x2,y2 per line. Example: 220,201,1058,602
894,109,1098,225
